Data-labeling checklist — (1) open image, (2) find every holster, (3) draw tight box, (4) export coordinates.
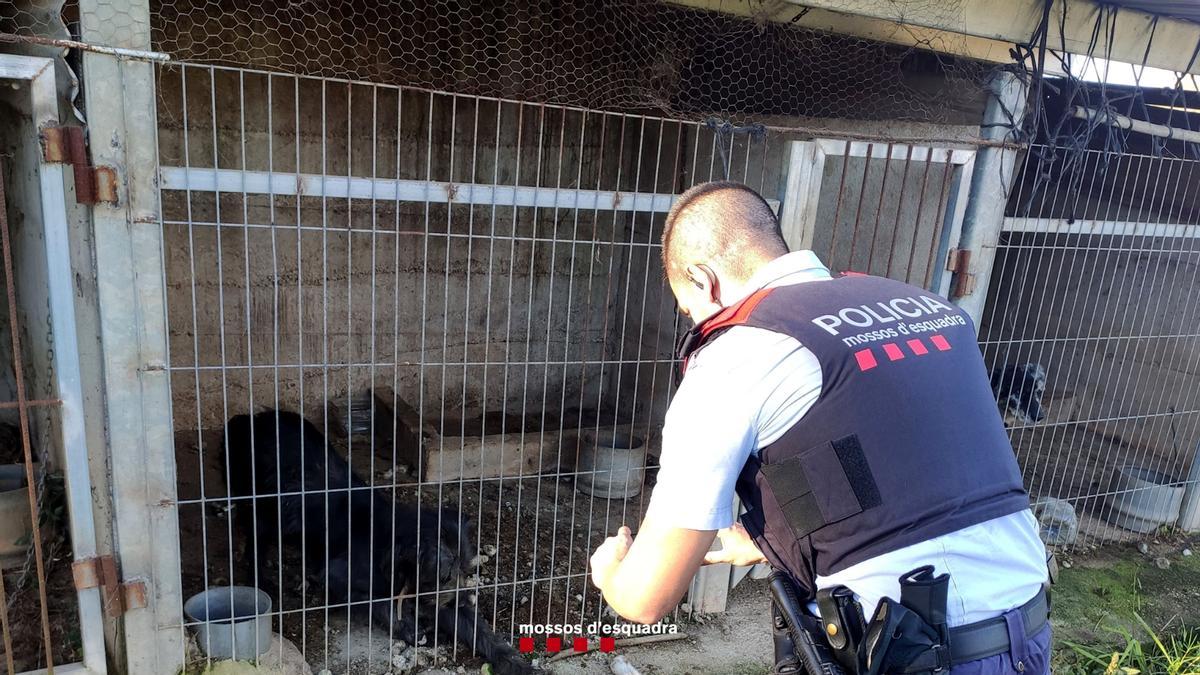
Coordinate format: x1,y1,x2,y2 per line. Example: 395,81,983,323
816,585,867,673
859,566,952,675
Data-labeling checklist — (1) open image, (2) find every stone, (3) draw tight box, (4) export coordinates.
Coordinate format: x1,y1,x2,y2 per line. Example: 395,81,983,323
1156,556,1171,570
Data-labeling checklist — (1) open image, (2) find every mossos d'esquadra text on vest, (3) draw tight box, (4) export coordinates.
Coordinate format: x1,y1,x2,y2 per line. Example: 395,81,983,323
811,294,968,347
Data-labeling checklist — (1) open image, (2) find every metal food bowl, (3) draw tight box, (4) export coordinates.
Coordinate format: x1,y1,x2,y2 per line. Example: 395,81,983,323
183,585,273,661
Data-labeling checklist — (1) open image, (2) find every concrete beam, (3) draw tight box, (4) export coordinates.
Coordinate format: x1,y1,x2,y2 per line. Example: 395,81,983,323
666,0,1020,66
781,0,1200,76
670,0,1200,77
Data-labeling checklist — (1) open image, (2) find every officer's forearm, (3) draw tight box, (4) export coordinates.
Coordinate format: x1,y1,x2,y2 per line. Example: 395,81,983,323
596,518,716,624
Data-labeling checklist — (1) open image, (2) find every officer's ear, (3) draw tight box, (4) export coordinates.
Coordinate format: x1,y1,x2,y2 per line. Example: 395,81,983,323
685,264,721,305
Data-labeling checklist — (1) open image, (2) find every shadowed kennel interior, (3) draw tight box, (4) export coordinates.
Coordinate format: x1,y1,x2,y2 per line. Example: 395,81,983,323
154,63,785,670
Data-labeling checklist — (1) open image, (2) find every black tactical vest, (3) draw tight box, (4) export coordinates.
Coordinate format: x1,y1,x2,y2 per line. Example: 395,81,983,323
677,274,1030,598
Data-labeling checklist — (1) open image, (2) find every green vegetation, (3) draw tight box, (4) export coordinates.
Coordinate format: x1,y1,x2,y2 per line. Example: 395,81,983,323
1050,541,1200,674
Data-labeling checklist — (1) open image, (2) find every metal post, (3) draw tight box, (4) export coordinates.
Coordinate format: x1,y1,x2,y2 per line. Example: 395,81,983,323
952,70,1028,324
76,1,184,673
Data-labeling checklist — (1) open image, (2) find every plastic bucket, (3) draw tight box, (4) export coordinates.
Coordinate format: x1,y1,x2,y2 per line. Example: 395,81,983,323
183,586,273,660
577,431,645,499
1105,465,1186,534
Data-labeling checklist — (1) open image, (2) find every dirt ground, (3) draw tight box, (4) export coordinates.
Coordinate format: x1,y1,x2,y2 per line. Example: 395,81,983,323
0,423,81,673
173,413,658,674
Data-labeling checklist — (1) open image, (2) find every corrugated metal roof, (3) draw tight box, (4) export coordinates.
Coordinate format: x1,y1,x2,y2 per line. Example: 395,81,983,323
1106,1,1200,25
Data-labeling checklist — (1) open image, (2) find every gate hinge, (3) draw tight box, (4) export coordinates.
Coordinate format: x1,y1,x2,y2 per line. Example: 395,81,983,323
40,126,119,205
72,555,147,617
945,248,976,298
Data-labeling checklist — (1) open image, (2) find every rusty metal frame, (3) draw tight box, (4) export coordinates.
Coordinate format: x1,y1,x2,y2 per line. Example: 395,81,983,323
778,138,977,293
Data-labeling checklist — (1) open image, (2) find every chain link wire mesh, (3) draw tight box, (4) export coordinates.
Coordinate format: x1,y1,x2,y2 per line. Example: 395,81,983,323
147,0,994,127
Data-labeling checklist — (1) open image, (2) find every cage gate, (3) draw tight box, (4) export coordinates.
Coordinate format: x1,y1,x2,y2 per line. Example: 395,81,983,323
154,62,793,673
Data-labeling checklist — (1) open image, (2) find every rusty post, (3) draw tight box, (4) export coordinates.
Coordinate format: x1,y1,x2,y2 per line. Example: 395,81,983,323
66,127,95,205
0,157,55,674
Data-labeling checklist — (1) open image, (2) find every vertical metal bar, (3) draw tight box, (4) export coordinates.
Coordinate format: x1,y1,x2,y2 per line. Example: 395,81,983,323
236,68,262,660
178,63,213,668
388,85,405,653
209,65,238,671
469,97,501,651
864,142,895,274
564,112,612,625
293,73,309,661
882,144,914,279
343,82,355,675
525,106,568,629
827,141,853,271
320,77,331,670
433,93,459,654
0,164,23,675
846,142,875,274
898,149,935,284
265,72,285,673
579,113,629,627
542,108,588,622
634,120,685,524
594,115,649,627
921,158,957,290
455,94,483,656
509,103,548,636
365,82,379,672
490,101,526,634
617,119,666,527
413,88,436,656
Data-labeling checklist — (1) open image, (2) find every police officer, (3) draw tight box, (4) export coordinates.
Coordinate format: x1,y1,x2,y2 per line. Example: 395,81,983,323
589,181,1051,674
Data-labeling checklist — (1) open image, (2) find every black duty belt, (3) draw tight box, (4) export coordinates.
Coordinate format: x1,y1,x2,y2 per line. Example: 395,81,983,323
947,586,1049,665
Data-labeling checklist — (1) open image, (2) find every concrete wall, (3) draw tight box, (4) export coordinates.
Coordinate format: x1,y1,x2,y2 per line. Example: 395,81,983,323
155,67,721,438
980,230,1200,486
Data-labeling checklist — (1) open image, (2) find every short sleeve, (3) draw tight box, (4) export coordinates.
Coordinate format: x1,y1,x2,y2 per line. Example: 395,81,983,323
645,325,822,531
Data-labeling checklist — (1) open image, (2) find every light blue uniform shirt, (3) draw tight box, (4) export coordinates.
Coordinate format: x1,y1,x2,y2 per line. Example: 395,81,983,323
646,251,1048,626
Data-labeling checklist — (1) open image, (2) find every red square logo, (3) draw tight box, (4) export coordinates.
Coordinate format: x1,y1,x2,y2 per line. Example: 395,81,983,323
546,637,562,653
906,338,928,355
930,335,952,351
600,637,616,652
882,343,905,361
854,349,878,371
574,637,588,652
518,637,534,653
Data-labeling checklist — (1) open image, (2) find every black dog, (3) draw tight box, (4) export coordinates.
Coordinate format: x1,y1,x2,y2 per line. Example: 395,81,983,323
990,362,1047,427
223,409,533,674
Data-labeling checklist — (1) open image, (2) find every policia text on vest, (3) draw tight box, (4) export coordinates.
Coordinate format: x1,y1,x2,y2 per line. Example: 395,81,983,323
809,294,968,348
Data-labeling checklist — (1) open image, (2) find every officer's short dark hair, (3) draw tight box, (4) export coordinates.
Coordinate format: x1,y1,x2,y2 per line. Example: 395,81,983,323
661,181,789,282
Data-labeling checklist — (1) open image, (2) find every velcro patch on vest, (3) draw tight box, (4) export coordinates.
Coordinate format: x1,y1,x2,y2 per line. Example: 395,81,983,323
760,434,881,539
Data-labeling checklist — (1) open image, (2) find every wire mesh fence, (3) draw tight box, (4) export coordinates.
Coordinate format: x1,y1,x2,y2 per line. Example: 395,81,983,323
155,61,790,672
982,143,1200,549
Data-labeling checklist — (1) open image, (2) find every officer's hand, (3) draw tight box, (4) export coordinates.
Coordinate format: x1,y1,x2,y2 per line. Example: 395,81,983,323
703,522,767,567
590,525,634,591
